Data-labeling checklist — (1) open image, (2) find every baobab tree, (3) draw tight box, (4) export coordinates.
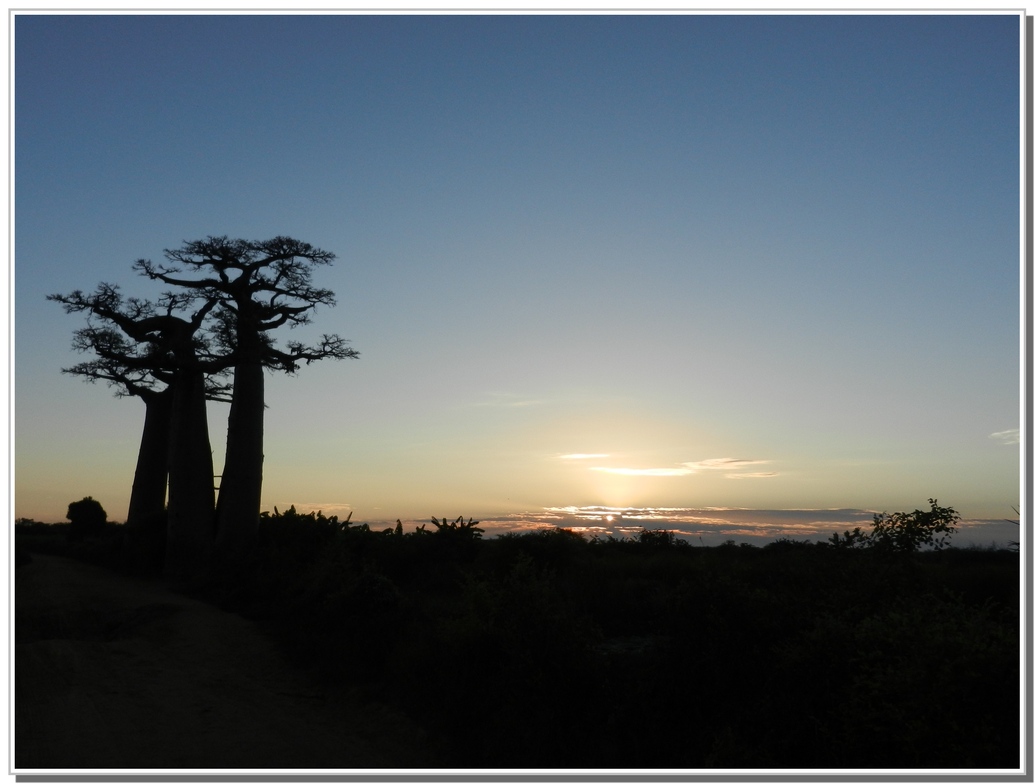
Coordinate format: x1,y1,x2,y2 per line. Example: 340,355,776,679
49,285,232,574
133,236,358,555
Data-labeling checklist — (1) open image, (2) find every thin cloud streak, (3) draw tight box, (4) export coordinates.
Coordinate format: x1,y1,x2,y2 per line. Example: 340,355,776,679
557,453,610,460
341,506,1016,547
681,458,770,470
481,506,879,540
473,506,1026,544
585,457,773,478
989,429,1020,445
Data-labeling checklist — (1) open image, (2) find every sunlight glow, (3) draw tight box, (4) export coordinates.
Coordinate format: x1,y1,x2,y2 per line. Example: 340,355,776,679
591,467,694,476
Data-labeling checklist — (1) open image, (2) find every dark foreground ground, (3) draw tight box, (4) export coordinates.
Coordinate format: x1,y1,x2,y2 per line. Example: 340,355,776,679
15,552,436,770
15,518,1023,770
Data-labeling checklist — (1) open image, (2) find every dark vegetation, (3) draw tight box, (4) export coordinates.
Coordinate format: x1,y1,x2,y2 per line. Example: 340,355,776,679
16,504,1020,769
64,496,108,541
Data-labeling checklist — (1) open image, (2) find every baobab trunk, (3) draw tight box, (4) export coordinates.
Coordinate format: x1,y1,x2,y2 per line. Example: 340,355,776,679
126,387,172,526
215,354,265,556
164,368,216,577
122,387,173,573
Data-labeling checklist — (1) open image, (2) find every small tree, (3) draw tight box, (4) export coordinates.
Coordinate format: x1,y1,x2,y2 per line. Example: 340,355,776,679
869,499,960,552
66,496,107,540
830,499,960,552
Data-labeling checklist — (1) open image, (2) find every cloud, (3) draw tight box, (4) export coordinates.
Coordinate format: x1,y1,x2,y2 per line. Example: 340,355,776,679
482,506,880,540
989,429,1020,445
681,458,770,471
557,453,610,460
590,466,694,476
724,472,779,479
581,457,773,478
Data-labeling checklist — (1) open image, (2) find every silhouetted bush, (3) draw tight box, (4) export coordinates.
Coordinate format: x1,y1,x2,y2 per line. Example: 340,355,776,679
427,514,483,538
831,499,960,552
258,505,344,570
65,496,107,541
635,526,682,549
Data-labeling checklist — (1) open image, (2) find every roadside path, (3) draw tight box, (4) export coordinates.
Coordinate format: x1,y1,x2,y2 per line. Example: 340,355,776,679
15,552,429,770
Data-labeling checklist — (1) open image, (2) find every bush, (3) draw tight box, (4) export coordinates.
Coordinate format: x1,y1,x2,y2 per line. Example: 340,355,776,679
636,527,681,549
426,515,483,538
830,499,960,552
66,496,107,541
869,499,960,552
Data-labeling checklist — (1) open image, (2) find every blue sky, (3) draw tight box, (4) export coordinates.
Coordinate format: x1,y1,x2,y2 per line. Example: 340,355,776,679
13,12,1022,543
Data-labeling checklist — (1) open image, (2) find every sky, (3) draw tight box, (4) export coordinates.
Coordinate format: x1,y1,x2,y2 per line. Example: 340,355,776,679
12,12,1024,544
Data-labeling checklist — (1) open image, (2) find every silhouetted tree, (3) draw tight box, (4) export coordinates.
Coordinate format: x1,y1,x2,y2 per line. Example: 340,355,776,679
829,499,960,552
66,496,107,540
134,236,358,555
50,285,231,574
868,498,960,552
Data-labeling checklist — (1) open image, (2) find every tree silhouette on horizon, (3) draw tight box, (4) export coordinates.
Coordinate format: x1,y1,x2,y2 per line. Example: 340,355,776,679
133,236,358,558
52,236,358,573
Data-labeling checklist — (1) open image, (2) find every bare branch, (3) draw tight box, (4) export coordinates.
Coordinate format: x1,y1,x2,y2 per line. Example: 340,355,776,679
263,334,359,374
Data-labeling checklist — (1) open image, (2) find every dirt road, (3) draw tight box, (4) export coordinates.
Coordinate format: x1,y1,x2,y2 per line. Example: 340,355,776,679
15,552,431,770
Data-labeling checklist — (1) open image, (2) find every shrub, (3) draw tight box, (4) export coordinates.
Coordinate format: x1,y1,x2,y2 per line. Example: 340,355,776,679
830,499,960,552
827,526,870,549
66,496,107,540
258,505,343,564
636,527,680,549
869,499,960,552
427,515,483,538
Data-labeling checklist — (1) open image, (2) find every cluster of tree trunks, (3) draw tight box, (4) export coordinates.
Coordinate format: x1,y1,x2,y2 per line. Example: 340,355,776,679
50,236,358,577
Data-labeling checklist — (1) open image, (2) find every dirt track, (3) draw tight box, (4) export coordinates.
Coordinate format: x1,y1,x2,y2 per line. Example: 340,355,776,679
15,553,430,770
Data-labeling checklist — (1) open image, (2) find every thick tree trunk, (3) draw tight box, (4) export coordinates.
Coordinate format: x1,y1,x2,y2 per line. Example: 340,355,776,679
215,354,265,556
165,367,216,577
126,388,172,525
123,388,173,573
